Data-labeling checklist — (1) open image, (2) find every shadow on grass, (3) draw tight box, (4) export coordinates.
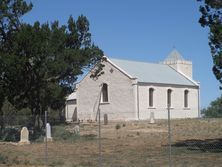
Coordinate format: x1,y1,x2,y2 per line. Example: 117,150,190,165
172,138,222,153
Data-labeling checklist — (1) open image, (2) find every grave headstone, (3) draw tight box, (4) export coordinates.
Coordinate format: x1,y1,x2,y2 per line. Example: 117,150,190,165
74,125,80,135
19,127,30,145
46,123,53,142
150,111,155,124
104,114,108,125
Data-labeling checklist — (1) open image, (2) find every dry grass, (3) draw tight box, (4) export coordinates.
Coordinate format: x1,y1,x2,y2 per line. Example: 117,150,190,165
1,118,222,166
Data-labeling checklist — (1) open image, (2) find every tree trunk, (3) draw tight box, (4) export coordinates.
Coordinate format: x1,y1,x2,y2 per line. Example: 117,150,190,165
33,106,42,131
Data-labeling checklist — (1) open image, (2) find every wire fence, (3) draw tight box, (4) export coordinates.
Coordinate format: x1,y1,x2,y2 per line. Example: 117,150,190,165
0,110,222,167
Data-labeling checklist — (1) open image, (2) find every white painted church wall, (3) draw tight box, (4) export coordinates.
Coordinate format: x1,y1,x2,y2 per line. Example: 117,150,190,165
77,61,135,121
65,100,77,122
138,84,199,119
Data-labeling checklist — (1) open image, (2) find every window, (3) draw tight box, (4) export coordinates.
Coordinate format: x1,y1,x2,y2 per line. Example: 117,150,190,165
149,88,154,107
101,83,108,103
184,90,189,108
67,99,77,105
167,89,172,107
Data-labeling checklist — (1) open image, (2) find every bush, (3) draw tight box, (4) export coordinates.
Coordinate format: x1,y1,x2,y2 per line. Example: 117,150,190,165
52,125,79,141
202,96,222,118
0,154,8,164
0,127,20,142
115,124,121,130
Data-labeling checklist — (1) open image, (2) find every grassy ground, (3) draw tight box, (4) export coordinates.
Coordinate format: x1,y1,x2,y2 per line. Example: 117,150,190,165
0,118,222,167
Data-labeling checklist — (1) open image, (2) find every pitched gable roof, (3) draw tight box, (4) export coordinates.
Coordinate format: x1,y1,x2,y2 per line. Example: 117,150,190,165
108,58,198,86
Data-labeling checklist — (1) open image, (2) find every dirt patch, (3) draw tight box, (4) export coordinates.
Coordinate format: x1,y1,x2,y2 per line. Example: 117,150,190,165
1,119,222,166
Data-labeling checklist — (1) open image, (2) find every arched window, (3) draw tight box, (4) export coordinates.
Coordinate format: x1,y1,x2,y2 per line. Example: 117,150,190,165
167,89,172,107
184,90,189,108
101,83,108,103
149,88,154,107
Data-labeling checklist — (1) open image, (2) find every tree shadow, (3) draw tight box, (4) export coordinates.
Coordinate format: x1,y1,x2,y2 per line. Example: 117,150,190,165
172,138,222,153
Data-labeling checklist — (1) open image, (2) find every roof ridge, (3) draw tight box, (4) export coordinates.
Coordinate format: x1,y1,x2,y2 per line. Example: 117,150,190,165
109,57,166,66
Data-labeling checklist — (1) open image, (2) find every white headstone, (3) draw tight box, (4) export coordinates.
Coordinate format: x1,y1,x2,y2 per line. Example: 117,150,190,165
150,112,155,124
74,125,80,135
46,123,53,142
19,127,30,145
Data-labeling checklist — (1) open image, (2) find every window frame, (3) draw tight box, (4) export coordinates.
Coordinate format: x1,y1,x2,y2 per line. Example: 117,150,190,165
101,83,109,103
167,89,172,108
148,88,154,108
184,89,189,108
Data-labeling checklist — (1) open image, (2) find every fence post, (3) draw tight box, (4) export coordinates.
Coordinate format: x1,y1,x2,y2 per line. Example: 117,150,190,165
167,104,172,167
98,108,102,167
44,110,48,166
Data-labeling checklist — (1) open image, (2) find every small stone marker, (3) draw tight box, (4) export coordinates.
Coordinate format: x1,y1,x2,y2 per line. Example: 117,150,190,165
104,114,108,125
74,125,80,135
46,123,53,142
150,112,155,124
19,127,30,145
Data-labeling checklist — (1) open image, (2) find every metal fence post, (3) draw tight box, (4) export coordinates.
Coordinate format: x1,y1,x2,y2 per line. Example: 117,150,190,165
45,110,48,166
167,104,172,167
98,108,102,167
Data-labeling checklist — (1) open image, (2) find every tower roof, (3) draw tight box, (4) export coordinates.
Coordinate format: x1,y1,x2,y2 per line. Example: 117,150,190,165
164,49,184,62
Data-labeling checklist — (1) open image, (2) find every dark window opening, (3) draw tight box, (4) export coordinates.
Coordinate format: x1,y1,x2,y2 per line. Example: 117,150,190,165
101,83,108,102
149,88,154,107
167,89,172,107
184,90,189,108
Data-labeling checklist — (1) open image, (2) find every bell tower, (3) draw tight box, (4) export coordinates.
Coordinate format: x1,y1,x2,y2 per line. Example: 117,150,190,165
161,49,192,79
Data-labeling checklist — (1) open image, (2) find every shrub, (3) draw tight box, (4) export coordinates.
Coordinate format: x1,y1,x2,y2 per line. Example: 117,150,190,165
0,154,8,164
202,96,222,118
115,124,121,130
52,125,79,141
1,127,20,142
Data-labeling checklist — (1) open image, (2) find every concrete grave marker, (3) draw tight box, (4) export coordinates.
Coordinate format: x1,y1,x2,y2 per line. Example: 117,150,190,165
150,111,155,124
74,125,79,135
46,123,53,142
19,127,30,145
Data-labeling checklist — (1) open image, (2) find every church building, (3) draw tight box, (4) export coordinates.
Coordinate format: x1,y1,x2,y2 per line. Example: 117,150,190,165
65,49,200,121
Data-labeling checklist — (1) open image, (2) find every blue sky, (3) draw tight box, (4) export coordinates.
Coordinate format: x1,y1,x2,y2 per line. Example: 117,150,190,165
22,0,221,108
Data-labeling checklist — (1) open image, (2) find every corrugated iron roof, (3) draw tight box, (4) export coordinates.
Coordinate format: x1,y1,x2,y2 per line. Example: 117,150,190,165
109,58,197,86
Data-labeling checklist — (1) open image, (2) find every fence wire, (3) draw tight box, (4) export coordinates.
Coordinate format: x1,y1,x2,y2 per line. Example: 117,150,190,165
0,112,222,167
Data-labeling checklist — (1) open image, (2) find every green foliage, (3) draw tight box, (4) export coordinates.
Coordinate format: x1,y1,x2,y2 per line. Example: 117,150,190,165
52,125,79,141
0,127,20,142
0,154,8,164
201,96,222,117
0,0,103,130
198,0,222,87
